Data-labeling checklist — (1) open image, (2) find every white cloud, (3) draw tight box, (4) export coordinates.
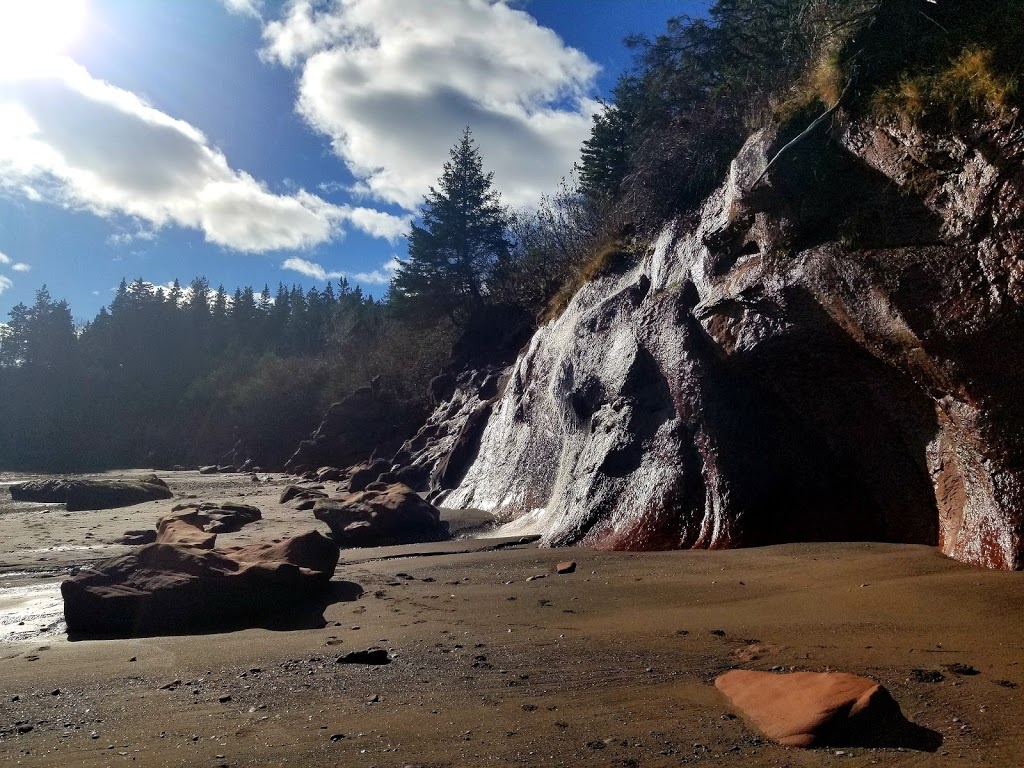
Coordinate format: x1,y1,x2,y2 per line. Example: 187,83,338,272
354,256,400,286
281,255,399,287
11,263,29,272
282,256,344,281
0,275,11,294
262,0,600,210
0,57,404,252
222,0,263,19
0,251,9,265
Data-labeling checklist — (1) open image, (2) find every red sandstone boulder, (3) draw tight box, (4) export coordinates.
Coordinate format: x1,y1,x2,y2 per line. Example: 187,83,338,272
61,521,340,636
715,670,914,748
155,516,216,549
313,483,449,547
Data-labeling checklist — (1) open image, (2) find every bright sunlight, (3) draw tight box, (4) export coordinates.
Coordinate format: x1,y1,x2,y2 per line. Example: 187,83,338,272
0,0,87,77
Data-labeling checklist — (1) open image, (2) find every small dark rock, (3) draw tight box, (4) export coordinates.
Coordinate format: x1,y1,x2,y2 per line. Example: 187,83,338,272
910,669,945,683
943,663,980,676
336,648,391,665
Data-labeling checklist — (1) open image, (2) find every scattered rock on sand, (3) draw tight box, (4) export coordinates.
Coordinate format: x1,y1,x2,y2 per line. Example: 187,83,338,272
555,561,577,574
715,670,920,748
161,503,262,534
337,648,390,665
280,485,328,509
314,484,449,548
10,475,173,511
117,529,158,546
347,459,391,493
943,662,980,676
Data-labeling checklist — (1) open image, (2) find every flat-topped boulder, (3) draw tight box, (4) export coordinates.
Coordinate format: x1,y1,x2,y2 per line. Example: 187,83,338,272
10,475,173,510
314,483,449,548
61,525,340,636
165,501,262,533
715,670,930,748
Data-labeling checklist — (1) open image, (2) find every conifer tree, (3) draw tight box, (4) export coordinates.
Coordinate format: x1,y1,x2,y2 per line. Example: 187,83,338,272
392,128,509,322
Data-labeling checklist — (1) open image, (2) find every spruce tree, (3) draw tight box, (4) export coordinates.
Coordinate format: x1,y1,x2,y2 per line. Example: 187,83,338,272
392,128,509,322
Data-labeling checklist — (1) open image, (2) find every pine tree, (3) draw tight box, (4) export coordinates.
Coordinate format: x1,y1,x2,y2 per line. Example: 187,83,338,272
392,128,509,322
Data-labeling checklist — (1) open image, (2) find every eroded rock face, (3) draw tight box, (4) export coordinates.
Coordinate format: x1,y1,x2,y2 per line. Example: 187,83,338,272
285,383,419,473
10,475,173,511
313,483,449,548
392,367,508,495
434,115,1024,570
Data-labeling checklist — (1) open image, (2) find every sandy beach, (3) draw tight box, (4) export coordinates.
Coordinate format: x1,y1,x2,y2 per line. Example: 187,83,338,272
1,470,1022,767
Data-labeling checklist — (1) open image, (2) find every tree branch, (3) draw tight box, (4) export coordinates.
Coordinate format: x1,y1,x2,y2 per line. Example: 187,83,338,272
749,81,851,190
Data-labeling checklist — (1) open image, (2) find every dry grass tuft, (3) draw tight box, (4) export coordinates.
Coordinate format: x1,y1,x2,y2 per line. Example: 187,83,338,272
873,47,1017,123
540,239,631,324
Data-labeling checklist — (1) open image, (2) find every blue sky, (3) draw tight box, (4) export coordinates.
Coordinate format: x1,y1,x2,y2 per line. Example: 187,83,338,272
0,0,707,322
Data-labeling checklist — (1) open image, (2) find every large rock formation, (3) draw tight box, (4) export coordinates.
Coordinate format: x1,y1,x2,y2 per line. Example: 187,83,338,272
313,483,449,548
62,527,340,636
391,366,508,495
10,475,173,510
423,114,1024,570
285,380,419,473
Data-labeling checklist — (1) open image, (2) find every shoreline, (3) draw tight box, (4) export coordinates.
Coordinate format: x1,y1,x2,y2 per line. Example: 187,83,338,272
0,470,1021,766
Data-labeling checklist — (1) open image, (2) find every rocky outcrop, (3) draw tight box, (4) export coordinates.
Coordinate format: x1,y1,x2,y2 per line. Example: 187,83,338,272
10,475,173,510
429,114,1024,570
160,502,262,534
716,671,937,749
61,524,339,636
391,366,508,495
285,381,419,473
313,483,449,547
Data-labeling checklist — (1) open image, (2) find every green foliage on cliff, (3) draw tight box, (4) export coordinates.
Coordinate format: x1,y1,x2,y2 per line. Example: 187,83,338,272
579,0,1024,231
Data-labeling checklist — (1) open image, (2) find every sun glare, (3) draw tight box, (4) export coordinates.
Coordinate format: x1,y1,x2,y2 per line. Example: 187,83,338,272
0,0,88,77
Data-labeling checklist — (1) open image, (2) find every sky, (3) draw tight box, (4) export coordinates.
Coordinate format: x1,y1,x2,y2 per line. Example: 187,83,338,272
0,0,708,323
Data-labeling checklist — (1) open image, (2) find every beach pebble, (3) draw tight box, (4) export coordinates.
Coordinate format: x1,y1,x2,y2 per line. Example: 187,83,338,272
555,561,576,574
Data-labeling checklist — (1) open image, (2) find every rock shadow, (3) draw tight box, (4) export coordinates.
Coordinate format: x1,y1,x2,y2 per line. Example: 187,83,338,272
66,579,363,641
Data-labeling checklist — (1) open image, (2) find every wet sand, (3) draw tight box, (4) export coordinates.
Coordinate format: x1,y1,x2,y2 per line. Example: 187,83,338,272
1,470,1022,766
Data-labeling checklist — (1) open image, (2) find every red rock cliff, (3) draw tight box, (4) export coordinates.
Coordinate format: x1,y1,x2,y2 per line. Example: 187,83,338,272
420,114,1024,570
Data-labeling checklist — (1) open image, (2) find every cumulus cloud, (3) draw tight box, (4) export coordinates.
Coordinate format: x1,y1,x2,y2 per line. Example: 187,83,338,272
354,257,400,286
12,263,29,272
281,255,399,286
0,58,407,252
282,256,344,281
0,251,9,265
262,0,600,210
0,275,11,294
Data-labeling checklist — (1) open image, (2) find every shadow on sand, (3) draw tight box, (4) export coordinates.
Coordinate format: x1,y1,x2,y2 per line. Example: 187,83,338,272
66,579,363,641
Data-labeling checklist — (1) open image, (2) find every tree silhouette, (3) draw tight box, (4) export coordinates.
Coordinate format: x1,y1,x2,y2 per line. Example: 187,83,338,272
392,128,509,323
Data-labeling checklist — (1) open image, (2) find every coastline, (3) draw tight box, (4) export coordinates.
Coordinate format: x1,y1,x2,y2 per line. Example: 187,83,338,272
0,470,1021,766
